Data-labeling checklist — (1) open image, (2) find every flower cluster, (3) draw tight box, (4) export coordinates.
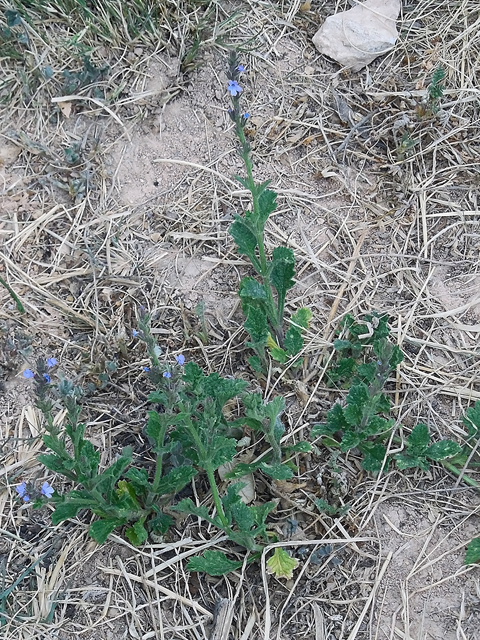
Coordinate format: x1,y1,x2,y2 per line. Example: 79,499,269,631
23,357,57,382
226,52,249,128
16,481,54,503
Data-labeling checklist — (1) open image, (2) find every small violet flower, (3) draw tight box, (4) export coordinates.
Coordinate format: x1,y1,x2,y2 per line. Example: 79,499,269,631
175,354,185,365
46,357,57,368
23,369,35,379
163,371,172,379
244,112,249,119
143,366,150,372
43,373,51,383
228,80,242,97
132,329,139,337
16,482,30,502
237,65,245,72
40,482,54,499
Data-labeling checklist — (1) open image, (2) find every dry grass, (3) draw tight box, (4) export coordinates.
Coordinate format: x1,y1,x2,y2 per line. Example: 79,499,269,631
1,0,480,638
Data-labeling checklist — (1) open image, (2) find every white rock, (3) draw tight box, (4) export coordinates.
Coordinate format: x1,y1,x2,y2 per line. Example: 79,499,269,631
313,0,400,72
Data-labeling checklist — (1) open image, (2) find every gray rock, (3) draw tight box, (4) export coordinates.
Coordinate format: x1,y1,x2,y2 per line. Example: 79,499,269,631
313,0,400,72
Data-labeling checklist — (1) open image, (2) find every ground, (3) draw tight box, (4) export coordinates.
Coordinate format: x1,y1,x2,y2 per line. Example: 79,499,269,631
1,1,479,639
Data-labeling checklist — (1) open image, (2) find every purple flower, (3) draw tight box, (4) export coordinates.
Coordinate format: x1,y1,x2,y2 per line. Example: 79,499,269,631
143,366,150,372
40,482,54,499
237,65,245,72
132,329,139,337
46,358,57,367
244,112,249,119
23,369,34,379
175,354,185,365
163,371,172,379
16,482,30,502
228,80,242,96
43,373,51,383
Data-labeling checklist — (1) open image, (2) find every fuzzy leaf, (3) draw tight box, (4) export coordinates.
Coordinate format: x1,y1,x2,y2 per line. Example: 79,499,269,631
340,430,362,452
187,551,243,575
426,440,462,461
148,513,173,535
89,519,119,544
259,462,293,480
124,467,150,491
464,402,480,439
248,355,263,372
394,453,430,471
284,326,303,356
333,339,352,351
266,548,298,579
290,307,312,330
269,344,288,363
465,538,480,565
344,384,369,426
406,424,430,455
51,501,85,525
244,305,269,346
154,466,196,495
125,519,148,546
239,277,267,304
270,247,295,303
361,443,388,473
229,216,258,263
258,189,277,225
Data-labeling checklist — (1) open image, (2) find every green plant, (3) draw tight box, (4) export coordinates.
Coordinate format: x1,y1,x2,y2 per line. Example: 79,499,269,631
394,423,461,471
23,307,308,575
226,51,311,372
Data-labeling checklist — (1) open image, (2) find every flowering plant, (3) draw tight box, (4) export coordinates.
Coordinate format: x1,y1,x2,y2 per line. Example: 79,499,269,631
226,51,312,371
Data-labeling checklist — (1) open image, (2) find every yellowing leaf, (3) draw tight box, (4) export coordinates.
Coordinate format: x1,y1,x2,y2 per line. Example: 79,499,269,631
266,333,278,349
266,547,298,579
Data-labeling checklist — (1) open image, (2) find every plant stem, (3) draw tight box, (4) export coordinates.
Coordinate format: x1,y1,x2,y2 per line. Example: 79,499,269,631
205,464,229,528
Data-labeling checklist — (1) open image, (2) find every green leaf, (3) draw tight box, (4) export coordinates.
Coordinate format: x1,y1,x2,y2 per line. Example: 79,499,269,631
315,498,340,516
239,277,267,304
389,345,404,368
125,519,148,546
187,551,243,575
361,443,388,473
356,363,377,384
145,411,167,453
266,548,298,579
244,306,269,346
324,403,349,433
465,538,480,565
148,513,173,535
344,383,369,426
284,441,312,453
5,10,22,27
37,453,73,476
248,355,263,372
270,246,295,303
229,216,258,266
406,424,431,455
94,447,133,499
464,402,480,439
394,453,430,471
327,358,356,385
364,415,392,437
284,326,303,356
51,502,85,525
260,462,293,480
340,430,362,452
290,307,312,330
426,440,462,461
89,519,121,544
171,498,220,527
258,189,277,225
333,339,352,351
124,467,150,492
154,466,196,495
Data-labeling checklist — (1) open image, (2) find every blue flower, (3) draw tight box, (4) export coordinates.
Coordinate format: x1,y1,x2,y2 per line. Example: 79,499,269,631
143,366,150,372
237,65,245,72
163,371,172,379
175,354,185,365
43,373,51,383
23,369,34,379
46,357,57,368
244,112,249,119
228,80,242,96
40,482,54,499
16,482,30,502
132,329,139,337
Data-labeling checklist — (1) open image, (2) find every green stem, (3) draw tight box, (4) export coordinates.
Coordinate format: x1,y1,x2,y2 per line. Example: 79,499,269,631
236,123,280,337
0,276,24,313
205,464,229,528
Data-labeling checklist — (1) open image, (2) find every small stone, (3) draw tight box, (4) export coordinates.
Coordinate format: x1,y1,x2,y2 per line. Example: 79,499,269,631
304,66,315,76
134,47,143,56
313,0,400,72
151,233,162,242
